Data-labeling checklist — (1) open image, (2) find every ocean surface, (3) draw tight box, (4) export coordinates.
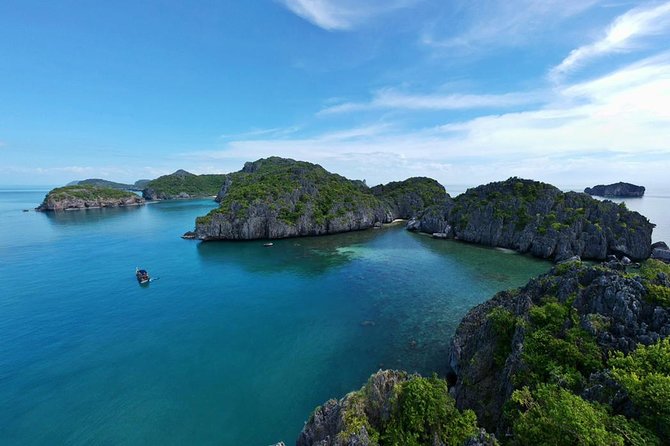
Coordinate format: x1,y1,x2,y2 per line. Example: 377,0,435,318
0,186,667,445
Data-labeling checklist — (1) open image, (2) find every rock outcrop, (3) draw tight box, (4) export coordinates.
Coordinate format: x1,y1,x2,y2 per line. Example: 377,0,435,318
142,169,227,200
193,158,447,241
36,185,144,211
408,178,654,261
297,370,492,446
651,241,670,263
585,182,645,197
448,259,670,436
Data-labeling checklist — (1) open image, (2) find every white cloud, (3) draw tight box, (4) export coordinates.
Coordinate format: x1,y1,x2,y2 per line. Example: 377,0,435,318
423,0,599,50
279,0,417,31
189,54,670,187
319,88,544,114
550,1,670,80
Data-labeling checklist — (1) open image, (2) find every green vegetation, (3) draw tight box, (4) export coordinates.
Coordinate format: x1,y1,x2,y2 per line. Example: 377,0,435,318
382,376,478,446
46,184,136,201
335,373,479,446
146,170,226,198
510,384,655,446
205,158,380,226
488,307,519,367
371,177,446,217
518,299,603,391
610,339,670,439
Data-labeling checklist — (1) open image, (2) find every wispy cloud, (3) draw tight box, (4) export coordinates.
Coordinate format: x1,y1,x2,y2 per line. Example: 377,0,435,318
189,54,670,187
279,0,418,31
219,126,300,140
319,88,544,114
550,1,670,81
422,0,599,50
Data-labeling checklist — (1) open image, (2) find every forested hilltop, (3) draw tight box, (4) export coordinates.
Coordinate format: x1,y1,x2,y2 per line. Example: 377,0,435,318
193,157,447,240
298,258,670,445
142,169,227,200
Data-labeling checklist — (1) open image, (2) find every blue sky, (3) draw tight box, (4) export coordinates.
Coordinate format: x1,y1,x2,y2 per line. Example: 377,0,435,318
1,0,669,188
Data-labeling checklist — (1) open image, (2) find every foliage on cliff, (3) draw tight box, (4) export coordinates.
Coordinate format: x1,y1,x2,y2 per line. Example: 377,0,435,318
449,259,670,445
371,177,447,219
207,157,379,225
298,370,481,446
143,169,226,199
412,177,654,261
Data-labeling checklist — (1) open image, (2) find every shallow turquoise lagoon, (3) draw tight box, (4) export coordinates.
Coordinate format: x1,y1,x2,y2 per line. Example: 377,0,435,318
0,189,553,445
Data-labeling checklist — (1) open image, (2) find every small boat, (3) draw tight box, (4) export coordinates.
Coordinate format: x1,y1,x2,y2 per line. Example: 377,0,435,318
136,267,150,284
263,242,274,247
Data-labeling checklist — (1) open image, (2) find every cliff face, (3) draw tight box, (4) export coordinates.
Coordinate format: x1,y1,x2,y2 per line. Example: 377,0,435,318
142,170,227,200
36,185,144,211
409,178,653,261
585,182,645,197
448,259,670,437
194,158,447,241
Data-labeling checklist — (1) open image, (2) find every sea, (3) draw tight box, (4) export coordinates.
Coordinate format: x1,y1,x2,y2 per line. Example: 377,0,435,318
0,185,667,445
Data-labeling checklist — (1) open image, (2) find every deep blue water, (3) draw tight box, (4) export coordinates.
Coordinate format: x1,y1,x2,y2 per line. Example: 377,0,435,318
0,186,665,445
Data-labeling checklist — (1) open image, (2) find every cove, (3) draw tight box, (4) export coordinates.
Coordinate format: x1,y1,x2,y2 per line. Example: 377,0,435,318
0,191,549,445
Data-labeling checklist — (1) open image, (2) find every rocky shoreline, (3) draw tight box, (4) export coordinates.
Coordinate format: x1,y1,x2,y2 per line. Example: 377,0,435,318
585,182,645,198
296,257,670,445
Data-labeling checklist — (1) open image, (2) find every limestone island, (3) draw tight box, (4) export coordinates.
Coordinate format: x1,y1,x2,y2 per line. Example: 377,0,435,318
36,185,145,211
192,157,446,240
584,182,645,197
409,177,653,261
142,169,227,200
297,258,670,445
190,159,653,263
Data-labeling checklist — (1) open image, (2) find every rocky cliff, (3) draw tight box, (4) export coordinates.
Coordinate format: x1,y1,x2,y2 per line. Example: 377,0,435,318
36,185,144,211
297,370,495,446
142,169,227,200
193,158,447,241
408,178,653,261
448,258,670,442
585,182,645,197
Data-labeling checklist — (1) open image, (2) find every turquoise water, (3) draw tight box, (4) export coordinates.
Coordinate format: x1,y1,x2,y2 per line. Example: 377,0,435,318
0,186,616,444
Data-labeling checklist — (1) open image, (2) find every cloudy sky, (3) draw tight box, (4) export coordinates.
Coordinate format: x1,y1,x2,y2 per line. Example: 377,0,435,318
1,0,669,188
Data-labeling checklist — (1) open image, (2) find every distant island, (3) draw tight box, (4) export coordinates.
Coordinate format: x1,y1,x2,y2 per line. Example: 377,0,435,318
67,178,150,191
584,182,645,197
36,185,145,211
142,169,227,200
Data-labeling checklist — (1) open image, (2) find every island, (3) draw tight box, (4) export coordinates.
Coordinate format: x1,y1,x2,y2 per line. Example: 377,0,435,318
297,258,670,445
67,178,150,192
584,182,645,197
192,157,447,240
142,169,227,200
408,177,653,261
35,185,145,211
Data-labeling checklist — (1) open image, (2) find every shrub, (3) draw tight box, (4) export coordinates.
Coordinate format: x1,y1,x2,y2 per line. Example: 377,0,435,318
609,338,670,439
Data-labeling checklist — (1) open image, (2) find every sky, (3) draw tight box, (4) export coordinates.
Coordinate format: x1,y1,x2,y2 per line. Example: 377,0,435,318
1,0,669,188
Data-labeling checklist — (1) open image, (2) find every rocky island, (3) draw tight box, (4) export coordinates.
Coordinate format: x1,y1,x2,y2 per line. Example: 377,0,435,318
142,169,227,200
585,182,645,198
192,157,447,240
408,177,653,261
36,185,145,211
298,258,670,445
